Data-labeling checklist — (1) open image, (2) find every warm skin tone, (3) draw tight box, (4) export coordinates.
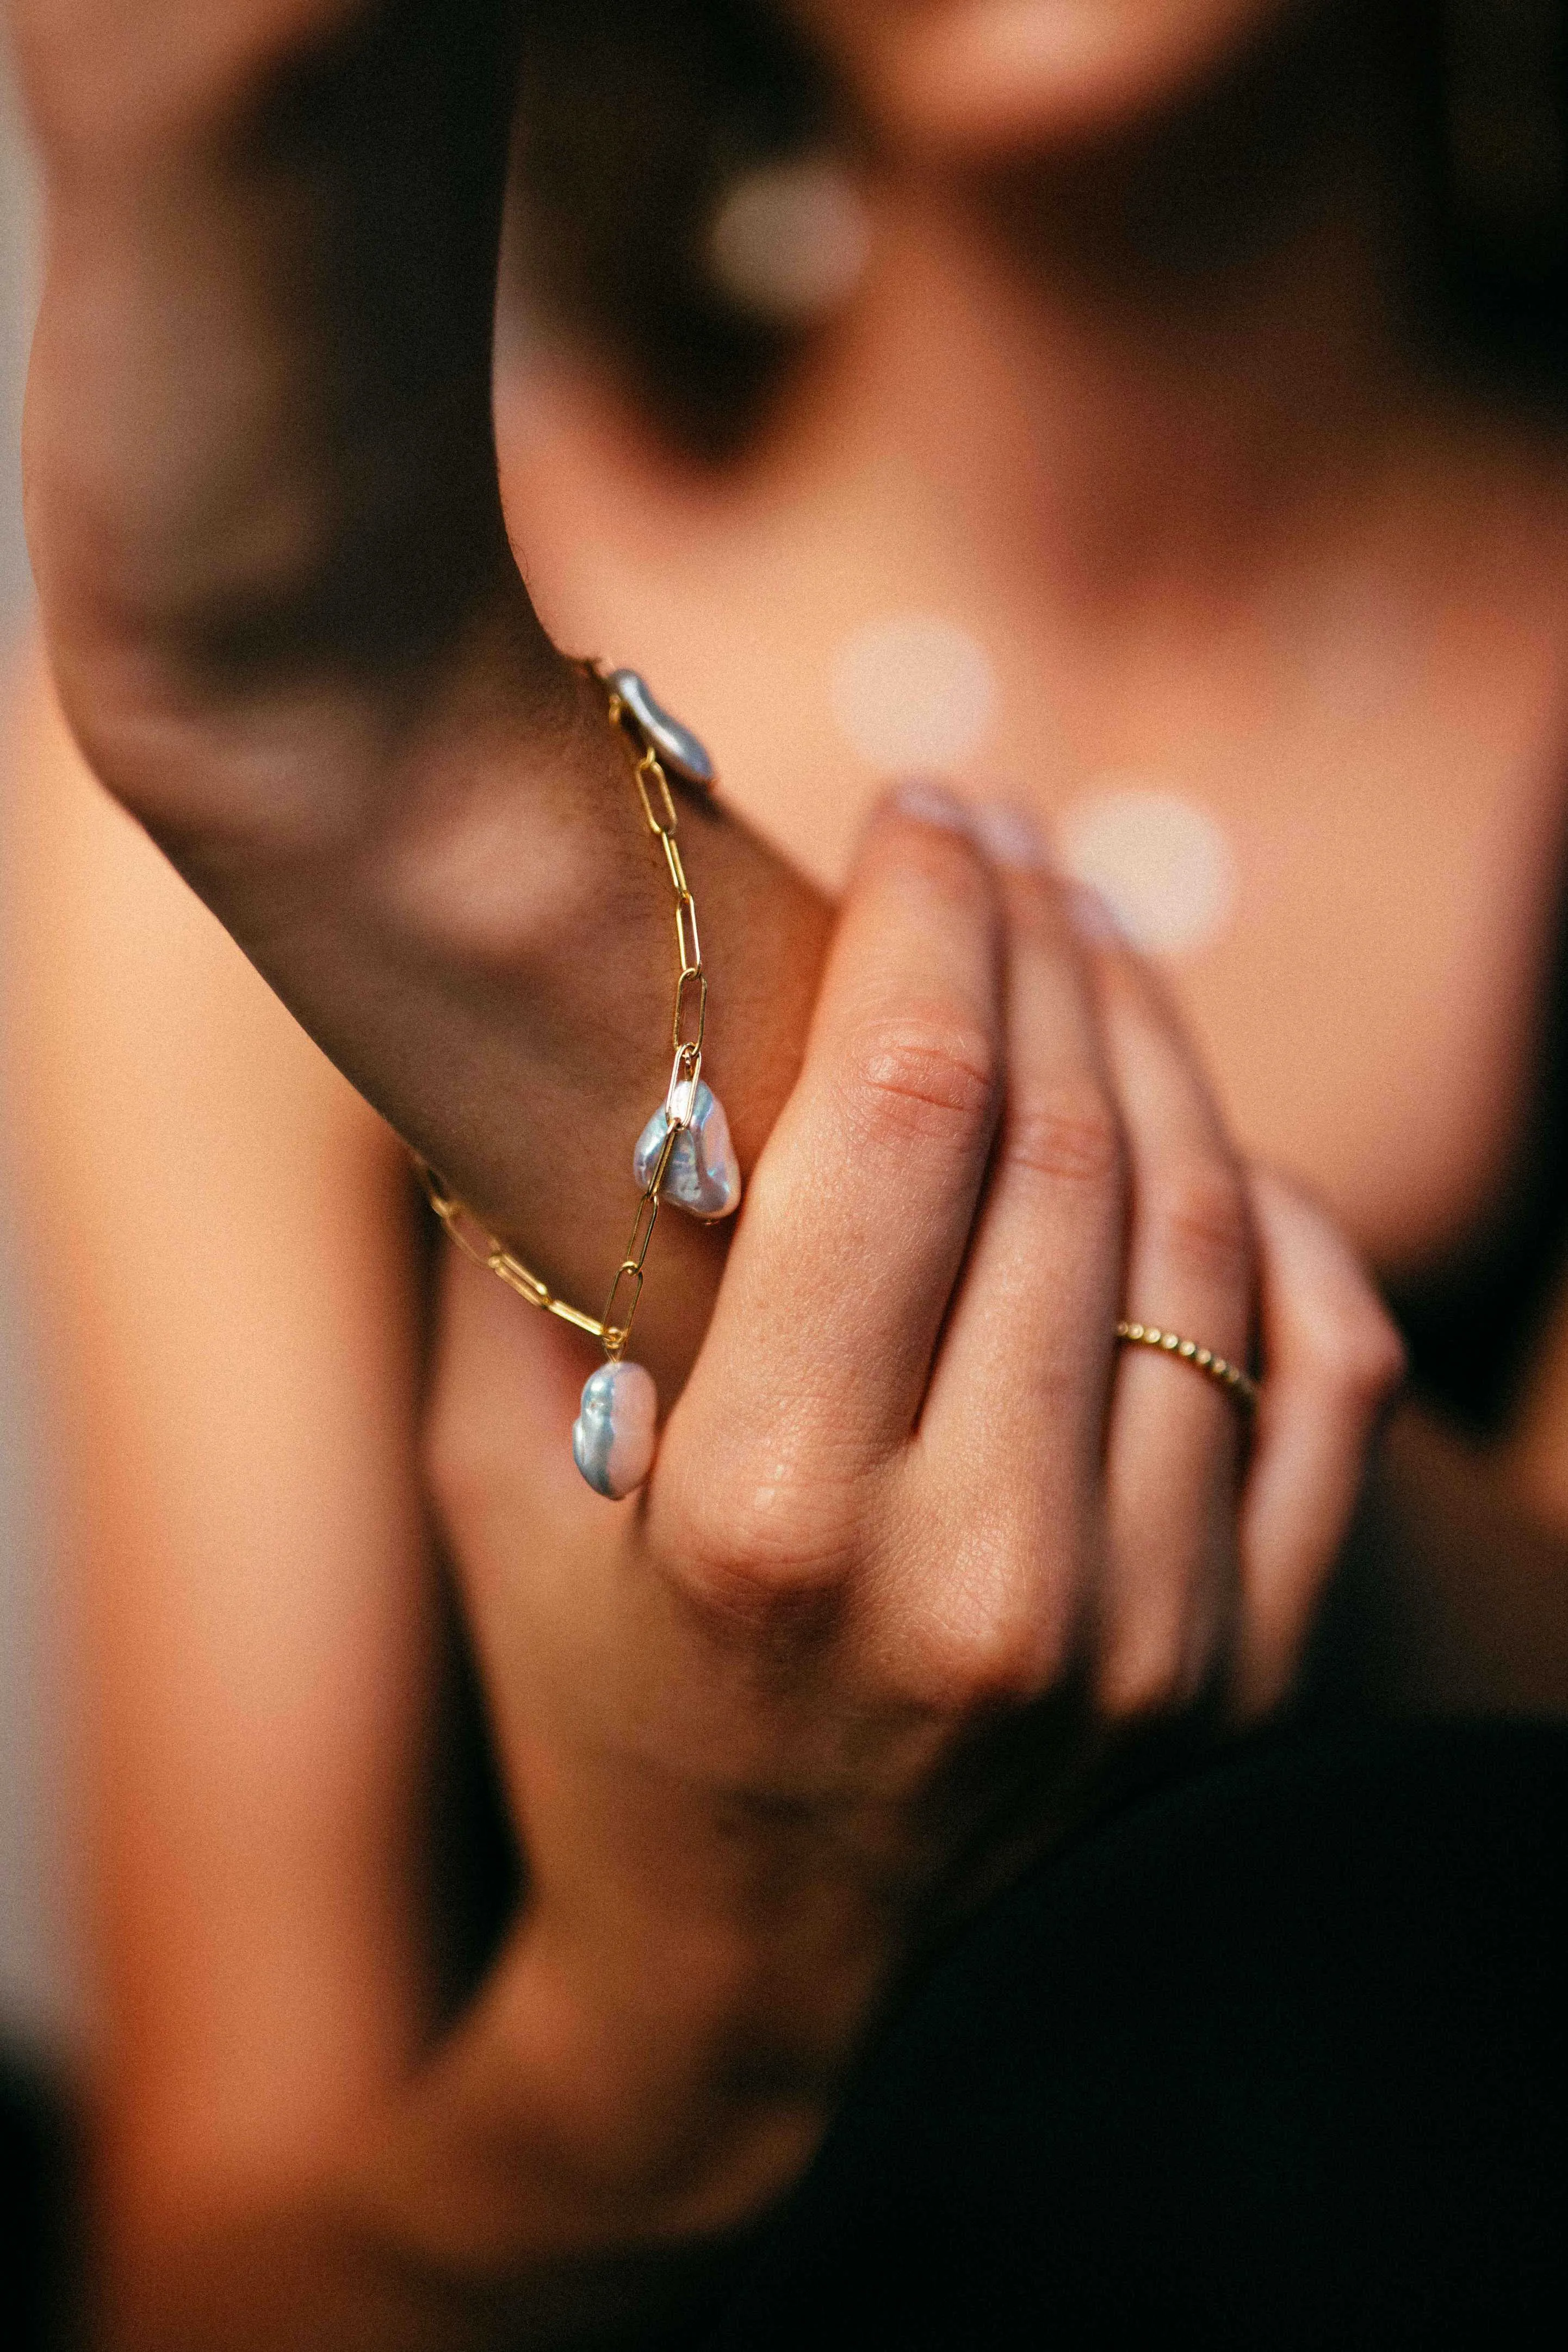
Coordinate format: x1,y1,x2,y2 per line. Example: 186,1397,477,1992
16,738,1398,2348
504,0,1568,1672
0,0,1546,2341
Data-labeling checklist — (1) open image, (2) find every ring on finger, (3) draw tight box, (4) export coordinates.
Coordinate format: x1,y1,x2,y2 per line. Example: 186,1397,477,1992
1115,1321,1259,1415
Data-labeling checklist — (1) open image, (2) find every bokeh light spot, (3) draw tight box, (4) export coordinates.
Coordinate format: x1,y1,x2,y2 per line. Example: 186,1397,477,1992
831,615,997,773
706,157,872,325
1059,784,1236,957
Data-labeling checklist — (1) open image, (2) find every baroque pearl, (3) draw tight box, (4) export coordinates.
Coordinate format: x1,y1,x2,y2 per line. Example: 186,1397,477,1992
572,1360,658,1500
633,1081,742,1222
608,669,716,789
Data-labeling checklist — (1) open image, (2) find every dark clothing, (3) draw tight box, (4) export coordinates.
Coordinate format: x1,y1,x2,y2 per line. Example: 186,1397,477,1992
1390,850,1568,1437
1,2042,73,2351
702,1724,1568,2349
6,1729,1564,2347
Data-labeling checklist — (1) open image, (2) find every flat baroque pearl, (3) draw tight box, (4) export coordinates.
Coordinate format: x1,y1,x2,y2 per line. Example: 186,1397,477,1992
633,1081,742,1221
607,669,716,788
572,1360,658,1500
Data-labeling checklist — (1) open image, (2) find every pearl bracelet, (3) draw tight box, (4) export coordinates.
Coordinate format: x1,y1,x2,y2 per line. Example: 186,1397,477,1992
417,661,740,1499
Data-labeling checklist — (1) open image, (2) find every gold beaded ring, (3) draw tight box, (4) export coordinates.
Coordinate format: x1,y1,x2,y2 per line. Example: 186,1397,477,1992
1114,1321,1260,1415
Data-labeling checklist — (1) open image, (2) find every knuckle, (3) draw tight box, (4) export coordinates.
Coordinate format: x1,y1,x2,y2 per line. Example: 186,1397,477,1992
1094,1560,1205,1726
1096,1633,1189,1727
894,1525,1077,1718
1318,1296,1408,1419
665,1460,859,1638
1151,1155,1254,1292
906,1612,1065,1719
844,1010,999,1157
1002,1080,1124,1190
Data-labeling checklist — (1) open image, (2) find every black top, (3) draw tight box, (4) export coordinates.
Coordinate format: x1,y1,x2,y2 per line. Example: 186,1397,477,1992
1392,886,1568,1435
698,1722,1568,2350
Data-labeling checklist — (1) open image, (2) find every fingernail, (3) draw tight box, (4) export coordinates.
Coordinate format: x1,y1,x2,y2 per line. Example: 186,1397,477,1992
1065,880,1127,946
887,779,976,837
969,800,1050,871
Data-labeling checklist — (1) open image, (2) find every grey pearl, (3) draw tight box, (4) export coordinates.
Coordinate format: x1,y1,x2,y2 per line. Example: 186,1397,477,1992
634,1081,742,1222
608,669,717,789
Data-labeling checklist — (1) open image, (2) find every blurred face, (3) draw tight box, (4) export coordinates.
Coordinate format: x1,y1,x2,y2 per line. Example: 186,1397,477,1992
787,0,1302,151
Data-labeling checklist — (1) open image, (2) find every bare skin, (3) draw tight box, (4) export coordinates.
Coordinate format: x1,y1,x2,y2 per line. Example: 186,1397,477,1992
16,0,832,1392
0,0,1543,2343
11,697,1400,2348
499,0,1568,1685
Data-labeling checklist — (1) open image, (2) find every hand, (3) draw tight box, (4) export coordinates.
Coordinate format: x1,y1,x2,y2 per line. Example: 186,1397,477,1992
389,799,1403,2276
11,12,1402,2334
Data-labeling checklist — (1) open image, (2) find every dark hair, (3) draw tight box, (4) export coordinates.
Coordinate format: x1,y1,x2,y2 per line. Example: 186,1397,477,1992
509,0,1568,456
1437,0,1568,377
511,1,834,453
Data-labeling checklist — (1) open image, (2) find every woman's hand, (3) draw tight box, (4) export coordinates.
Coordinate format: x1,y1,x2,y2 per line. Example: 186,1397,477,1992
371,800,1403,2296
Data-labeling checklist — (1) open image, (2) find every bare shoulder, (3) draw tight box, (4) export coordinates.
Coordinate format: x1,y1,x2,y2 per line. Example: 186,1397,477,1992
3,638,395,1177
2,639,431,2203
1,627,420,1436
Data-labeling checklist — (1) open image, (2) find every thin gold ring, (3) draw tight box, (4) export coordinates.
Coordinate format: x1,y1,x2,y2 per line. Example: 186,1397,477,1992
1115,1321,1259,1414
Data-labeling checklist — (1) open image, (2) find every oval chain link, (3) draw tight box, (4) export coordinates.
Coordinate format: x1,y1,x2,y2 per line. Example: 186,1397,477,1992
415,660,710,1359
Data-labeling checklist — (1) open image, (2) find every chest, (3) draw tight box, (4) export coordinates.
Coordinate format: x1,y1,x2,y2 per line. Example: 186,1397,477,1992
502,371,1568,1286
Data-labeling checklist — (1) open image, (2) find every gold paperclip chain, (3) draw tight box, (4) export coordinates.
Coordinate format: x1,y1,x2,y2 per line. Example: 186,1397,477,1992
415,659,709,1359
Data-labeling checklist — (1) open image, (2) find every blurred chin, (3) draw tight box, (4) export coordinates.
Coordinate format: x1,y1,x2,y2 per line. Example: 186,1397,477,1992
792,0,1300,154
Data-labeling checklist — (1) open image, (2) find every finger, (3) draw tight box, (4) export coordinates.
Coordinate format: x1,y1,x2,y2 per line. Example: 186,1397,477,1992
1234,1168,1406,1716
912,840,1126,1674
662,794,1003,1554
1092,930,1256,1715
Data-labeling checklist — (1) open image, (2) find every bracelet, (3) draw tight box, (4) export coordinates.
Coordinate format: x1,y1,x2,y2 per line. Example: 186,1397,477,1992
416,661,740,1501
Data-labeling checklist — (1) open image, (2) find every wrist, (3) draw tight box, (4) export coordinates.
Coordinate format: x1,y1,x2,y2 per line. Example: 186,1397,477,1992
597,1842,886,2121
353,1912,844,2287
504,1899,851,2175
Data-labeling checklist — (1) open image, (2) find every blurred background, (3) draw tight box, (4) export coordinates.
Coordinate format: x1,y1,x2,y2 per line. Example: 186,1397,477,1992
0,42,52,2069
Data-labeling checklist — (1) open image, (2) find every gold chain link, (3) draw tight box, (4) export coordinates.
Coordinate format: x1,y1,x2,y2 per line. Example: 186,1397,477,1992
414,660,709,1359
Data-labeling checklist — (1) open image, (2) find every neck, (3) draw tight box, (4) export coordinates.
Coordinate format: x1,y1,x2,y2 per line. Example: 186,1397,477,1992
812,1,1435,615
